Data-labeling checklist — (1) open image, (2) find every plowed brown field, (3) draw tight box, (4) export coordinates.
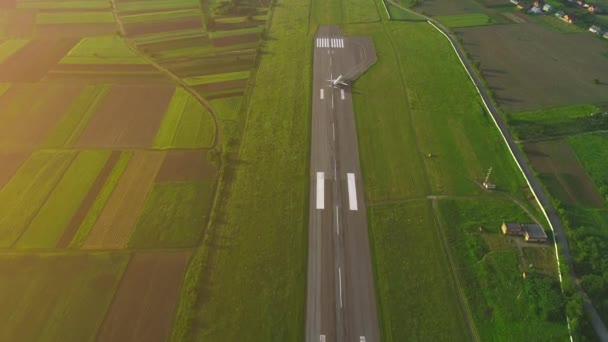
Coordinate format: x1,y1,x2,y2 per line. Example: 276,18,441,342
155,150,216,182
83,151,165,249
0,152,29,189
76,85,173,148
96,252,191,342
0,38,78,81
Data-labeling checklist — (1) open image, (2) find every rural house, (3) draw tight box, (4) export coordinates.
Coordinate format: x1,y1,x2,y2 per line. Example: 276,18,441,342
562,14,576,23
523,224,548,242
510,0,519,4
501,222,524,235
588,4,601,13
577,0,585,6
589,25,602,34
604,31,608,39
543,3,553,12
533,0,544,7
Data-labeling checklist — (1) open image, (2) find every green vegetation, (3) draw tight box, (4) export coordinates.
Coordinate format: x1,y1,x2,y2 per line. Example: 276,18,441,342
116,0,199,13
369,200,471,341
0,39,29,63
133,29,207,44
385,2,425,20
208,26,263,38
0,83,9,96
435,13,493,28
17,1,109,10
128,181,213,248
568,132,608,201
15,151,110,249
437,199,568,340
43,85,111,148
69,152,132,248
508,104,603,140
0,151,75,247
211,96,243,150
36,12,115,25
312,0,380,24
62,36,148,64
170,0,311,338
121,9,202,24
183,70,250,86
154,87,215,149
530,15,586,33
0,252,129,341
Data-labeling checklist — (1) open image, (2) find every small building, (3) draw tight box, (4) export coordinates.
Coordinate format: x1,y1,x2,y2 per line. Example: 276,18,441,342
589,25,602,34
577,0,585,6
555,10,565,17
543,3,553,12
523,224,548,242
588,4,601,13
510,0,519,4
530,6,542,13
562,14,576,23
533,0,544,7
501,222,524,235
604,31,608,39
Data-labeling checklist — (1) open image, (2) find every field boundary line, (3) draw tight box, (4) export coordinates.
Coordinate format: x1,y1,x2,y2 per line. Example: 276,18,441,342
423,15,606,340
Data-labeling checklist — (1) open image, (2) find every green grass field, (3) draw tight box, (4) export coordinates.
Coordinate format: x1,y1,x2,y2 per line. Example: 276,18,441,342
15,151,110,249
43,85,111,148
211,96,243,150
121,9,202,24
312,0,380,24
18,1,110,10
133,28,207,44
568,132,608,200
61,36,148,65
0,151,75,247
170,0,311,338
154,87,215,149
508,104,602,140
183,70,250,86
116,0,199,13
438,199,569,340
128,181,214,248
0,252,129,341
385,2,425,20
435,13,493,28
0,82,9,96
69,152,132,248
36,12,115,25
369,200,471,341
0,39,29,63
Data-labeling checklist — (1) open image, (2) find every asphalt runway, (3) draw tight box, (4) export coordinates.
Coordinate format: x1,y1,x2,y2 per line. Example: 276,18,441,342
305,26,379,342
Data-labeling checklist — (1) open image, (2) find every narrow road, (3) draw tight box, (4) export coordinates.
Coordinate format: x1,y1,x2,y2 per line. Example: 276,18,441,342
384,0,608,338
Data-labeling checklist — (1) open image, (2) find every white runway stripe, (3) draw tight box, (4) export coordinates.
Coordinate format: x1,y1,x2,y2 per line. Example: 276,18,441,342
340,89,345,100
320,89,324,100
339,39,344,48
324,38,329,47
347,173,358,211
316,172,325,209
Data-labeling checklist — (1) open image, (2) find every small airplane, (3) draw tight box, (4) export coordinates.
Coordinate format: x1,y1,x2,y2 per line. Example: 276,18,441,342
328,75,348,88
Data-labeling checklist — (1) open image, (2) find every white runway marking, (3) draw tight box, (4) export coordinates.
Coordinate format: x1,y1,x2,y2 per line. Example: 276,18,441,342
360,337,366,342
324,38,329,47
320,89,324,100
339,39,344,48
347,173,358,211
320,335,326,342
340,89,345,100
332,123,335,141
338,267,343,308
316,172,324,209
333,160,337,179
335,205,340,235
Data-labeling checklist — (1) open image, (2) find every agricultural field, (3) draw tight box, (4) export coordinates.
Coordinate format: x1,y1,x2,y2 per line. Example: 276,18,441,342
414,0,484,16
436,13,493,28
345,14,568,339
456,23,608,112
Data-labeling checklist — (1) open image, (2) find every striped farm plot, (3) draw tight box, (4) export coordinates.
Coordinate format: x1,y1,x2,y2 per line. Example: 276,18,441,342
60,36,148,65
83,151,165,249
17,0,110,10
0,150,75,247
15,150,111,249
0,83,83,148
36,11,114,25
76,85,174,148
154,87,216,149
0,151,30,190
115,0,200,14
0,39,29,63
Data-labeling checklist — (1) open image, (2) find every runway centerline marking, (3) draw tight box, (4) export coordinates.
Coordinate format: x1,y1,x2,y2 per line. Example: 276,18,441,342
335,205,340,235
347,173,358,211
320,89,324,100
338,267,343,308
333,160,337,179
320,335,326,342
360,337,366,342
316,172,324,209
340,89,345,100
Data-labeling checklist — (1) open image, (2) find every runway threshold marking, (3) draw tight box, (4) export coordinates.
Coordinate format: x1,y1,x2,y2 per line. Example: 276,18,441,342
316,172,324,209
332,123,335,141
335,205,340,235
320,88,324,100
360,337,366,342
347,173,358,211
340,89,345,100
320,335,326,342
